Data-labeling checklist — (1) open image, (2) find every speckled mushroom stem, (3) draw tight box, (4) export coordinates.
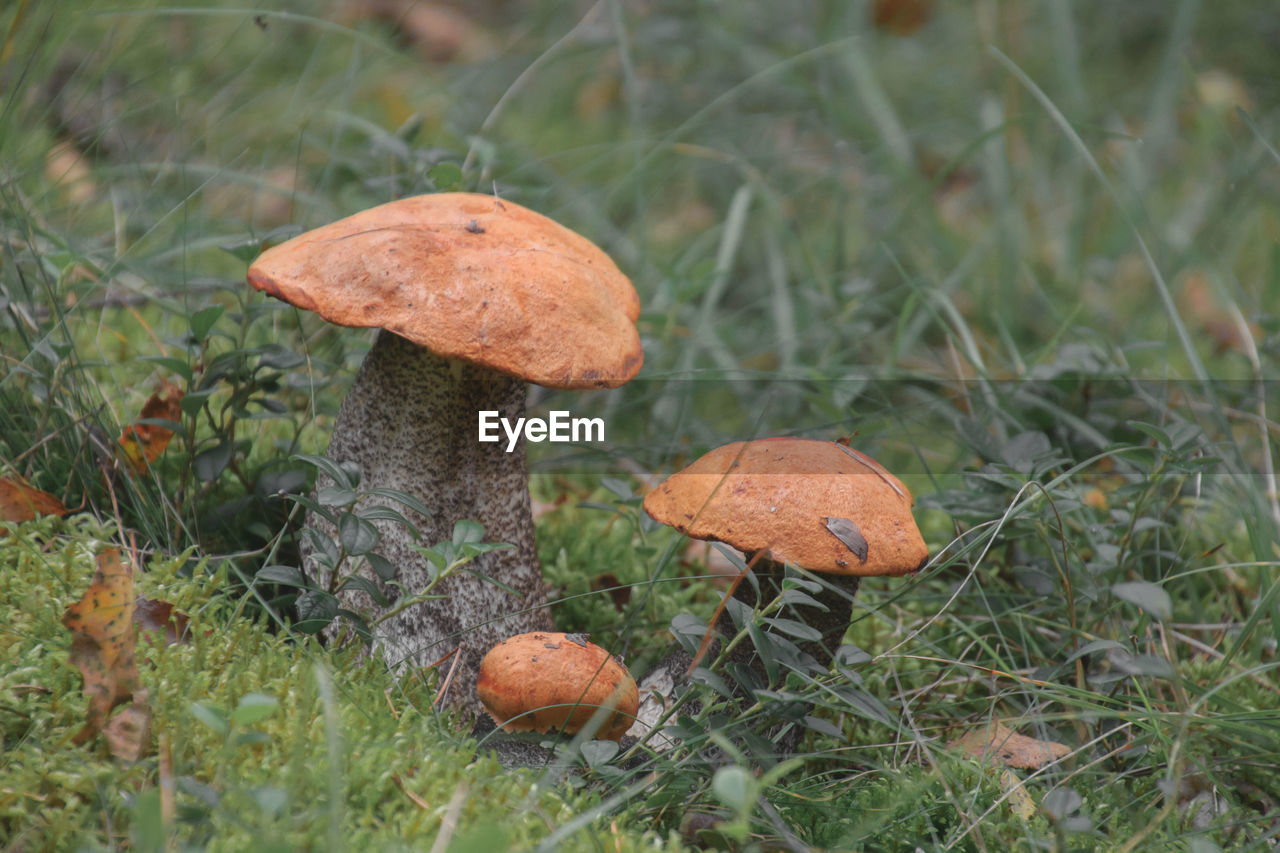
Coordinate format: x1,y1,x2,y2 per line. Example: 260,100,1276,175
630,559,861,748
305,330,552,710
718,554,861,678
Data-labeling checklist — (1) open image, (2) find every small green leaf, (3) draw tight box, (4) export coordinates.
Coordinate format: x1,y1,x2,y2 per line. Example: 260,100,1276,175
1041,787,1083,820
1116,653,1175,678
711,766,753,811
445,824,508,853
746,620,778,683
257,467,308,497
179,388,216,418
339,460,362,488
688,666,734,699
365,553,397,581
193,441,233,482
189,305,225,341
576,501,623,514
191,702,229,735
294,591,339,633
256,344,305,370
600,477,632,500
579,740,619,768
777,588,826,609
1112,581,1172,621
832,685,895,727
129,789,165,851
781,575,822,594
1127,420,1172,449
292,453,353,489
134,416,187,440
414,544,447,571
1060,638,1126,667
1000,430,1053,474
230,693,278,726
338,574,389,607
251,787,288,818
764,617,823,642
304,529,340,567
317,487,358,507
138,355,194,382
364,487,433,519
339,513,380,555
357,505,413,527
290,495,336,525
803,715,844,738
452,519,484,546
458,541,515,560
834,645,871,667
256,565,311,588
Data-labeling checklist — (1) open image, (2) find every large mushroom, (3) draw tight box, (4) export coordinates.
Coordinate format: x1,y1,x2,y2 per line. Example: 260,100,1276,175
634,437,927,737
247,192,642,706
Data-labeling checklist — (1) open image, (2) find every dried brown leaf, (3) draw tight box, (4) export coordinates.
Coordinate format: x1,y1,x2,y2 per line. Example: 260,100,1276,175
117,381,183,473
590,573,632,612
134,596,192,645
62,548,141,745
824,516,869,563
872,0,934,35
103,689,151,762
0,476,67,523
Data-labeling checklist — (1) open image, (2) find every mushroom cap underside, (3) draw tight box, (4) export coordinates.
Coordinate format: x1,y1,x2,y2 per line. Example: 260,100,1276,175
643,438,929,576
247,193,642,390
476,632,639,741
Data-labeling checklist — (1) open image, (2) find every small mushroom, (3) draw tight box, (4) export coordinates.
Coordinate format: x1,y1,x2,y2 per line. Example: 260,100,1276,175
247,193,642,707
635,437,928,737
476,632,638,741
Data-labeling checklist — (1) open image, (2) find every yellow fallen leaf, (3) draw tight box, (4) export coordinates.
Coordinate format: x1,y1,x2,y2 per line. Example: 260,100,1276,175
1000,768,1037,820
62,548,142,750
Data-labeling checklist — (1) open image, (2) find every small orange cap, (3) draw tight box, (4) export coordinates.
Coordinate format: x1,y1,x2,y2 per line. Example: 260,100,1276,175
476,632,639,741
643,438,928,576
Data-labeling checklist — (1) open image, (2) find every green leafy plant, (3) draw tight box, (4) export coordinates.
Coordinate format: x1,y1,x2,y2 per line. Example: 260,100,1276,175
257,453,515,644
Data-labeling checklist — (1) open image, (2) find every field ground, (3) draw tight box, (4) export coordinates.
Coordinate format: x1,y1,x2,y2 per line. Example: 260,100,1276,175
2,1,1279,850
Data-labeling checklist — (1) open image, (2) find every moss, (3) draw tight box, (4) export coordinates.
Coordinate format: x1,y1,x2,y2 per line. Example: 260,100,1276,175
0,516,686,851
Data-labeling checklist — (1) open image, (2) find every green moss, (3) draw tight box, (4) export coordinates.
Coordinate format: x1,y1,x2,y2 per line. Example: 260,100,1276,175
536,486,716,677
0,516,685,851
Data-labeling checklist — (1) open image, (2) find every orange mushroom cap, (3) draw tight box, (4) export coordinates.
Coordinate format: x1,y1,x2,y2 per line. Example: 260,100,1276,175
643,438,929,576
247,192,642,389
476,632,639,741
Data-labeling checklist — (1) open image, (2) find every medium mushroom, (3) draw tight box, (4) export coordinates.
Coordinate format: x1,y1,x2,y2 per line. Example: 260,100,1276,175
247,193,642,706
476,631,638,741
633,437,927,736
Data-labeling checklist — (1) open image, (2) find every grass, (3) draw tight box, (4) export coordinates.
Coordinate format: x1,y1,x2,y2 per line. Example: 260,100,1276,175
3,0,1279,850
